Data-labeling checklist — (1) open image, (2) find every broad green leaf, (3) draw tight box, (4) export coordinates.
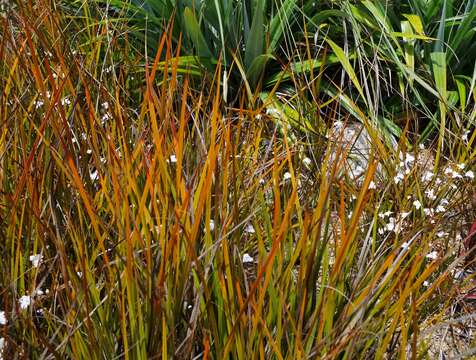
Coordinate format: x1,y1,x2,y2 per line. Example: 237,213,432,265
455,77,467,112
402,14,425,35
431,51,447,167
431,51,447,101
246,54,274,86
401,21,415,86
434,0,446,53
244,0,265,73
326,38,365,100
183,7,213,59
389,32,433,41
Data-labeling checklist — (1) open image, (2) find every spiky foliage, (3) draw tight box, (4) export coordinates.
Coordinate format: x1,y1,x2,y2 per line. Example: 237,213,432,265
1,1,476,359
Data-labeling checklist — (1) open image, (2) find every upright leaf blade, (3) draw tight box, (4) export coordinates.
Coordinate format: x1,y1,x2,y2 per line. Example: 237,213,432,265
183,7,213,59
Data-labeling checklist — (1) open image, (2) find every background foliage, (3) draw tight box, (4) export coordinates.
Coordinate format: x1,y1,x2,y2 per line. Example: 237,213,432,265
0,0,476,358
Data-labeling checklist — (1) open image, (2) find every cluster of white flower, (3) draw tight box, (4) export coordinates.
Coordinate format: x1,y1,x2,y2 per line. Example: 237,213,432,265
443,163,474,180
394,152,416,184
378,211,410,234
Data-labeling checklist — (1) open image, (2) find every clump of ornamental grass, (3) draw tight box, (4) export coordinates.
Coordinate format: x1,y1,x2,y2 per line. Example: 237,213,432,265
1,2,476,359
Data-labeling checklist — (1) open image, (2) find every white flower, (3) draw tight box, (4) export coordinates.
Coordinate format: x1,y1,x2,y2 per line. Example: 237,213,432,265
34,100,44,109
29,254,42,268
101,113,111,123
19,295,31,310
86,149,92,155
435,205,445,213
413,200,422,210
368,181,376,189
457,163,466,170
259,178,265,185
354,165,365,175
405,153,415,165
0,311,6,325
378,211,393,219
419,143,425,150
444,167,462,179
436,231,447,238
168,155,177,163
394,173,404,184
423,208,434,216
90,169,98,182
242,253,254,263
61,97,71,106
34,288,44,296
462,130,470,142
453,270,464,280
101,102,109,110
209,220,215,231
303,157,312,167
266,108,280,117
386,217,396,232
423,280,429,287
465,170,474,179
425,188,436,200
283,172,292,181
426,251,438,261
245,224,255,234
421,171,434,182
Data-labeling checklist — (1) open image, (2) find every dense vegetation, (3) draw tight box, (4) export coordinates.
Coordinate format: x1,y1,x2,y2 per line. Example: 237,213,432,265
1,0,475,358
